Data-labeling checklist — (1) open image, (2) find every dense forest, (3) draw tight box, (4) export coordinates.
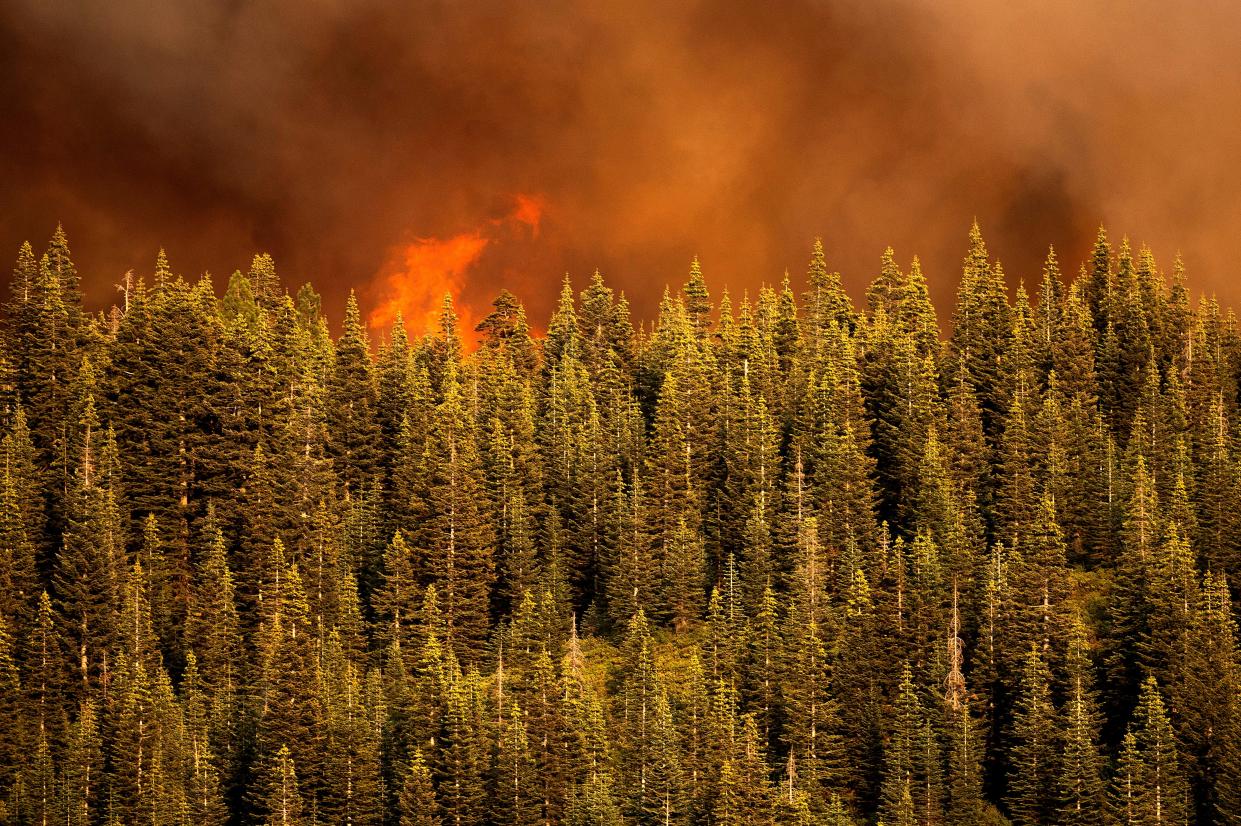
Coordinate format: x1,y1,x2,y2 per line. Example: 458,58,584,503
0,223,1239,825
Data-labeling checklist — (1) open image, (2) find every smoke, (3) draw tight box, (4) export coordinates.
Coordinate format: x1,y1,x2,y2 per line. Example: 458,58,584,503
3,0,1241,330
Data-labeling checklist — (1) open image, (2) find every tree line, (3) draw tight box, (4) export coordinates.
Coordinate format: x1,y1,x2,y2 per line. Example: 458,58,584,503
0,223,1238,824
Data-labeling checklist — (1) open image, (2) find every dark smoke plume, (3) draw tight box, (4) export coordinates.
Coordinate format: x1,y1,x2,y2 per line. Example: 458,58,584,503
3,0,1240,328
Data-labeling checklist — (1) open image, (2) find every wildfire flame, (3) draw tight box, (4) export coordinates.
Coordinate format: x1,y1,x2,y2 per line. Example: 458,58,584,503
369,194,545,340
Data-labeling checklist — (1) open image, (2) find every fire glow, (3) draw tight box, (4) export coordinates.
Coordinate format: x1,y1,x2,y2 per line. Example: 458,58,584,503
368,194,545,340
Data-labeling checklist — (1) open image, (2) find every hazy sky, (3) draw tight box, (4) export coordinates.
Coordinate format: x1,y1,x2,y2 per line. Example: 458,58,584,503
3,0,1241,332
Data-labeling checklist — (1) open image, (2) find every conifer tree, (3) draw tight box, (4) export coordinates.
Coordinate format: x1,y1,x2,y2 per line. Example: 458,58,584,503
182,652,229,826
416,363,495,660
258,745,307,826
1107,730,1146,826
662,517,705,632
782,518,847,800
802,238,854,358
617,609,661,815
107,655,157,824
256,558,324,808
328,292,381,495
62,699,102,826
54,361,122,697
435,672,487,826
0,408,42,623
1058,618,1104,825
4,223,1241,824
949,221,1012,441
320,632,383,826
1127,677,1190,826
1176,570,1240,823
1005,646,1059,826
399,749,442,826
943,582,985,826
880,666,941,826
374,530,420,652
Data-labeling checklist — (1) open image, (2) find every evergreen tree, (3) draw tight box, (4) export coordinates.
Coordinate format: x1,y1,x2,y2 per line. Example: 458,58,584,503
949,221,1012,442
328,292,381,495
399,750,442,826
1176,571,1240,823
1058,618,1104,825
53,360,122,697
1005,646,1059,826
257,745,307,826
1119,677,1190,826
880,666,941,826
415,363,495,661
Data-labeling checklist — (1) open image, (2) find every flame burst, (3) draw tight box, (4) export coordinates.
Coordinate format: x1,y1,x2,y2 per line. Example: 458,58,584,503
369,194,544,340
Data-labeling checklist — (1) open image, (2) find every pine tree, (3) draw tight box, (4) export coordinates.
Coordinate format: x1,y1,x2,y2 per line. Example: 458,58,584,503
1106,730,1146,826
107,655,157,825
1005,646,1059,826
618,609,662,816
782,518,847,800
256,556,324,808
714,716,775,826
0,408,42,624
1176,570,1240,824
662,517,705,632
328,292,381,495
1057,618,1104,825
62,699,102,826
320,633,383,826
610,466,660,627
257,745,307,826
880,665,941,826
182,653,229,826
53,360,122,697
646,685,687,825
949,221,1012,442
0,613,20,809
1129,677,1190,826
416,363,495,661
399,750,442,826
491,702,538,826
943,581,985,825
435,672,487,826
186,526,241,701
374,530,420,652
802,238,854,358
683,257,712,342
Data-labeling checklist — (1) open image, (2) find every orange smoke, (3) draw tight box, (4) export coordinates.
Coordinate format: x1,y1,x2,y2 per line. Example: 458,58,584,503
510,193,545,238
369,194,544,341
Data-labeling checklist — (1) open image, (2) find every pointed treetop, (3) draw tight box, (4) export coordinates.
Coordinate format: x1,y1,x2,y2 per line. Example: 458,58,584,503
967,219,988,262
684,256,712,338
341,290,369,348
11,241,37,298
154,248,173,290
249,252,280,308
808,237,828,284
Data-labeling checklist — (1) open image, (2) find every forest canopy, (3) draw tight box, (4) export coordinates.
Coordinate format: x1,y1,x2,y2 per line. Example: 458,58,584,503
0,224,1239,825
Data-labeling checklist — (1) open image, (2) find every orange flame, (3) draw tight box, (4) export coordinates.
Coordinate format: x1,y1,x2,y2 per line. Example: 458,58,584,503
369,231,489,336
369,194,544,342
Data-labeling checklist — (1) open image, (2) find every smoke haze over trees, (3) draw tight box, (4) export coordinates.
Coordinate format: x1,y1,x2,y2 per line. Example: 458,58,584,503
5,0,1241,328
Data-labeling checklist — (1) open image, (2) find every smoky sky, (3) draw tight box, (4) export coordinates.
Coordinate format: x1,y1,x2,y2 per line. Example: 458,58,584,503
3,0,1241,331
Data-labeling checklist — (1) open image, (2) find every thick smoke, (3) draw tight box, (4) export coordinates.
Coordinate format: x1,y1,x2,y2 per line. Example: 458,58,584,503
2,0,1240,329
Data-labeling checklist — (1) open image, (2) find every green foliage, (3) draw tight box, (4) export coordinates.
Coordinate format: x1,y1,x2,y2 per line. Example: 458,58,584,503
3,225,1240,825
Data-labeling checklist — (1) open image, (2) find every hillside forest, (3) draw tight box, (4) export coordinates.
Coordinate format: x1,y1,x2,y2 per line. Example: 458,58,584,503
0,225,1239,825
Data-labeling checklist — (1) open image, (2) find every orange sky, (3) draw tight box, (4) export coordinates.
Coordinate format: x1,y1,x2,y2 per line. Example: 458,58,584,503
3,1,1241,332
